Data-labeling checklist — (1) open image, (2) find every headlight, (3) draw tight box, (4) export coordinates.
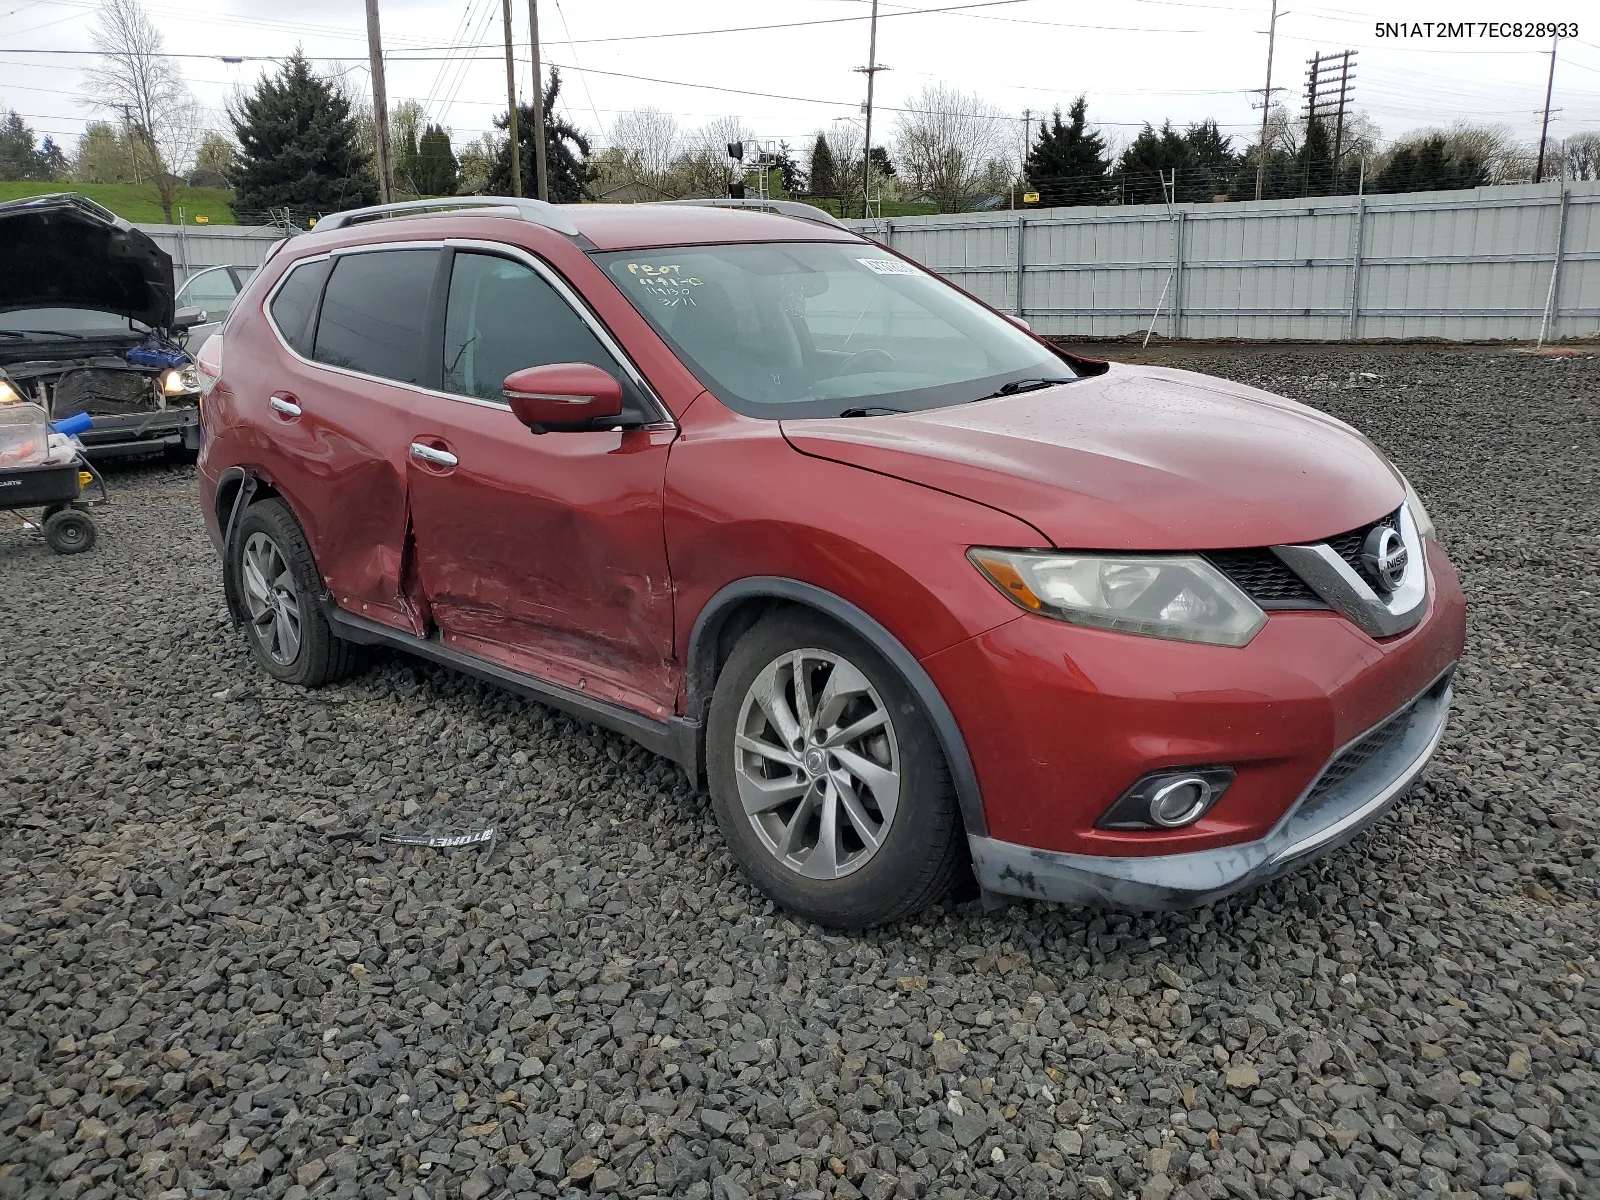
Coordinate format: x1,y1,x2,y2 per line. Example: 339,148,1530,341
161,365,200,395
1403,477,1435,541
969,549,1267,647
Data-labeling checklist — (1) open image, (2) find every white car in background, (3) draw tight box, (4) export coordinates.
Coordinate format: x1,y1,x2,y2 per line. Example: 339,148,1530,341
175,264,258,348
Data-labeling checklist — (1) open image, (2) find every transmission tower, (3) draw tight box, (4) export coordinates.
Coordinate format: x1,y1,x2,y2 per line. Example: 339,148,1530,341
1303,50,1357,181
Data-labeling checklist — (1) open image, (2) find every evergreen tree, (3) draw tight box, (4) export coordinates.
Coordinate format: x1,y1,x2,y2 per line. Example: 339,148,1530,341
35,136,68,180
1298,116,1336,196
869,145,895,179
1116,122,1194,205
1181,120,1239,200
1024,96,1110,206
487,69,593,201
0,111,38,182
414,124,459,196
396,123,421,195
808,133,837,201
1372,135,1489,194
768,141,804,193
229,50,377,223
1230,142,1301,202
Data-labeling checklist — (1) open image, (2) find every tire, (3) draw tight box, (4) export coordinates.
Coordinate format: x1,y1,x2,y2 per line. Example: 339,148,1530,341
231,497,359,687
42,509,96,555
706,609,965,928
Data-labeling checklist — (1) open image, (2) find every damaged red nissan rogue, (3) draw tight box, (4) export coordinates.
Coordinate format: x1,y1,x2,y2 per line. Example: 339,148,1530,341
196,196,1465,927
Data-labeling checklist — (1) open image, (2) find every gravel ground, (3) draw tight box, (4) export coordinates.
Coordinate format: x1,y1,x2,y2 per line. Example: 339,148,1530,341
2,346,1597,1200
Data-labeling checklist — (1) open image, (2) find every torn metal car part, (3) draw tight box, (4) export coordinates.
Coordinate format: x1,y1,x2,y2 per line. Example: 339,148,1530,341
381,828,497,852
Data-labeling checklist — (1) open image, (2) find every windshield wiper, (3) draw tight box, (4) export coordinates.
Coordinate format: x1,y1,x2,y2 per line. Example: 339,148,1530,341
5,329,88,340
837,405,908,418
977,377,1073,401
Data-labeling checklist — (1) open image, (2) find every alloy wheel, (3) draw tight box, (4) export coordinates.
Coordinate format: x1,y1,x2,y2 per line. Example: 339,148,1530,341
241,531,302,665
733,648,901,879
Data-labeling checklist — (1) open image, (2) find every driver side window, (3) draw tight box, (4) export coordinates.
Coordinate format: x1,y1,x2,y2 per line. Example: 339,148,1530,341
442,252,643,418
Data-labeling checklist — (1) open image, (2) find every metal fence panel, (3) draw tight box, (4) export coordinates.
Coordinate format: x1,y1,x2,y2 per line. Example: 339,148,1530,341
851,182,1600,342
135,222,288,283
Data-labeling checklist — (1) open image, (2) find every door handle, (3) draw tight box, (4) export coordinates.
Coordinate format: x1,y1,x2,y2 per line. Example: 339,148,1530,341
268,394,302,418
410,442,459,468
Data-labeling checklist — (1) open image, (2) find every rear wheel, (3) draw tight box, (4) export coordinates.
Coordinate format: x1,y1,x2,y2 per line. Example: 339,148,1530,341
231,498,358,686
706,609,964,927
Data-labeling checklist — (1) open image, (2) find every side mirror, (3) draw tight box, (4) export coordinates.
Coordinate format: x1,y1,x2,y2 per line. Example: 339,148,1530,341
172,306,206,330
504,363,623,434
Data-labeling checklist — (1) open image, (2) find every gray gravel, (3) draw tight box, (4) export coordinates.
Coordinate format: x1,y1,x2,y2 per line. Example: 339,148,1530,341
2,345,1597,1200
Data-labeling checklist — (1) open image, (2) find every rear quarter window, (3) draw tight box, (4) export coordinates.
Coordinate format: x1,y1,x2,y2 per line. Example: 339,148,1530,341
268,258,333,356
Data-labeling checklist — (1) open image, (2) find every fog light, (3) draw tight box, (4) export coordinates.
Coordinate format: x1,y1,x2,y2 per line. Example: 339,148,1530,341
1097,766,1236,831
1148,777,1212,827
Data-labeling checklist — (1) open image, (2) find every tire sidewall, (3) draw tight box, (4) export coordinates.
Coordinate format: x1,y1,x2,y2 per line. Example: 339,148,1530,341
231,500,326,685
706,611,958,927
43,510,95,554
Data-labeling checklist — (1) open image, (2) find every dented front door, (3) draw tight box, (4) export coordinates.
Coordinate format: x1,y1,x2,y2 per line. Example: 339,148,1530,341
403,396,679,718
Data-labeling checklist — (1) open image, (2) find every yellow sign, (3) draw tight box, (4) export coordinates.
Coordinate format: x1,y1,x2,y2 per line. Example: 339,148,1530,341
1023,191,1041,204
194,214,210,224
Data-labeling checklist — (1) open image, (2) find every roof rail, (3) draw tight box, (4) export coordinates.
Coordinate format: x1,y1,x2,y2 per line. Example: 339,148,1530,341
314,196,582,237
655,198,846,228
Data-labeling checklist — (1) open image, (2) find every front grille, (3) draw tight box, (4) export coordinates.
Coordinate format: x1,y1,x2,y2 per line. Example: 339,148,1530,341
1205,549,1322,607
1206,508,1404,610
1326,510,1399,580
52,369,155,418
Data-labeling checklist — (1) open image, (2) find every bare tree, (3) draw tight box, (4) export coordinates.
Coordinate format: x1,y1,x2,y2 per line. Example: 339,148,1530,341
892,84,1009,213
671,116,755,198
1560,131,1600,181
823,121,864,216
609,108,680,181
81,0,202,221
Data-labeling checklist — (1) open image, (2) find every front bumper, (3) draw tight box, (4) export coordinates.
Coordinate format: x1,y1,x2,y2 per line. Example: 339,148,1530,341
970,669,1454,909
78,403,201,458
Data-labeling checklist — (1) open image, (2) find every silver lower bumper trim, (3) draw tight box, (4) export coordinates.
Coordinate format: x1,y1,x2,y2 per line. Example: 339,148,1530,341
969,675,1454,911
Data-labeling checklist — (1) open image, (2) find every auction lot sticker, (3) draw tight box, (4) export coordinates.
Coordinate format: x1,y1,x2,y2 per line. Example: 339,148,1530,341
858,258,920,276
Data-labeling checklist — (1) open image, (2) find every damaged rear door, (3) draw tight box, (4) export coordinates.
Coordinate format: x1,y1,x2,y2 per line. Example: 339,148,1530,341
264,246,436,634
403,246,678,716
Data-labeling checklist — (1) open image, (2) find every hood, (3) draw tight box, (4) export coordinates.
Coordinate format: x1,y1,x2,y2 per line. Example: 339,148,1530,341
0,193,174,330
780,363,1405,550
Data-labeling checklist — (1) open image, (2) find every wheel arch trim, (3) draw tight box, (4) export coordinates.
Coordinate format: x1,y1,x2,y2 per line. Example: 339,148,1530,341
686,577,988,838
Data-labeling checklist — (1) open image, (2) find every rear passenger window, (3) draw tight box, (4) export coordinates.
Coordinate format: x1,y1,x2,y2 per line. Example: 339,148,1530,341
312,250,437,385
442,252,641,416
268,258,333,356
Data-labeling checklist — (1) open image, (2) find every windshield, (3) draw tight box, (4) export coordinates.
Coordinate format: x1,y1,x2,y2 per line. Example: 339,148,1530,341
594,241,1074,418
0,308,141,335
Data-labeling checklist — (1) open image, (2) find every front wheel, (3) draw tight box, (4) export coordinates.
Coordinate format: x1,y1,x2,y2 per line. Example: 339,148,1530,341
706,610,964,927
231,498,358,687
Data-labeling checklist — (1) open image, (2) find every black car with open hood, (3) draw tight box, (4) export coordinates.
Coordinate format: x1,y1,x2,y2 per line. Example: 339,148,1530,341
0,193,208,458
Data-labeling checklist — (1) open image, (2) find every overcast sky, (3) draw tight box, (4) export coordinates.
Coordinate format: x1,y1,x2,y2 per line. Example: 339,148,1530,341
4,0,1599,165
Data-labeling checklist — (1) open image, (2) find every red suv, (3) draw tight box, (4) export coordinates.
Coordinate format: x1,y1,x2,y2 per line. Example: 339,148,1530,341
196,197,1465,927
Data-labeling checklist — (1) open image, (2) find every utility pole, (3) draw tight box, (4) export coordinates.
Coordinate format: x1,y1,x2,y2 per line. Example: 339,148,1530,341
853,0,886,221
364,0,394,203
1254,0,1279,202
1013,108,1030,209
1303,50,1356,194
1534,32,1559,183
527,0,548,201
501,0,521,197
